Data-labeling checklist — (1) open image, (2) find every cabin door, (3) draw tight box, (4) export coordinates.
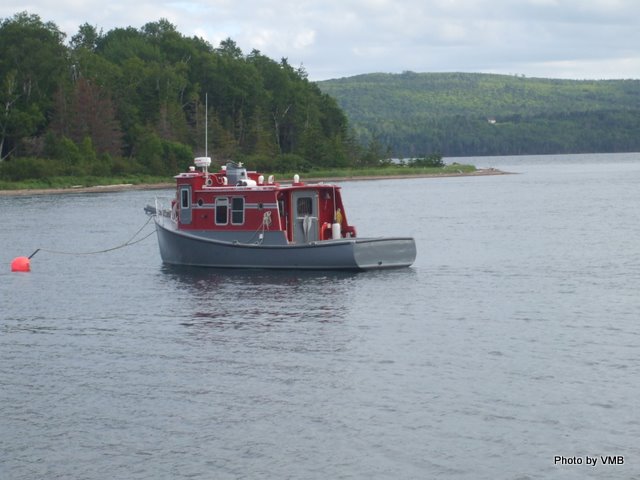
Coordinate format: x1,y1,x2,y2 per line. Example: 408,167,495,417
292,190,318,243
179,186,192,224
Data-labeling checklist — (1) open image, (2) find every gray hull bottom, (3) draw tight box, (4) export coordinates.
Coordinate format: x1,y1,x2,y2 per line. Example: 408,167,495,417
154,221,416,271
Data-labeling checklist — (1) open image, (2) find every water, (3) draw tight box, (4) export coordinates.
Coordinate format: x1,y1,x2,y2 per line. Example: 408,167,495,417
2,153,640,479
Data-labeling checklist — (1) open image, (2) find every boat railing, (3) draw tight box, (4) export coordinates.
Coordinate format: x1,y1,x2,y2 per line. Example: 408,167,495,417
153,196,176,225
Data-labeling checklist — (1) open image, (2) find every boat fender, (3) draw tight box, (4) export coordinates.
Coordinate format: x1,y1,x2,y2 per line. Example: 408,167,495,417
262,211,272,227
303,215,313,243
332,222,341,240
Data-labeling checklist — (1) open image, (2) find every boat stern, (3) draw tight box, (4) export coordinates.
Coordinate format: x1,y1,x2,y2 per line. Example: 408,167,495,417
352,237,417,270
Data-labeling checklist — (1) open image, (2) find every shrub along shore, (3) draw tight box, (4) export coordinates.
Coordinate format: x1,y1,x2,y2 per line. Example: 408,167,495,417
0,165,510,196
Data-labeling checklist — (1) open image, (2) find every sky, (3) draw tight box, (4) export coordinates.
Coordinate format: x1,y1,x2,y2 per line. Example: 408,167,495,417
2,0,640,81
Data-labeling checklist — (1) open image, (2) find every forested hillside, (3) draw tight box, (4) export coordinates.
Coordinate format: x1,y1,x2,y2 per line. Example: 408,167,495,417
0,12,360,183
4,12,637,185
318,71,640,157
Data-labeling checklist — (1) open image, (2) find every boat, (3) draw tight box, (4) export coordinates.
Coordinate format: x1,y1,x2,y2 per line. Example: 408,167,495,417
146,157,416,270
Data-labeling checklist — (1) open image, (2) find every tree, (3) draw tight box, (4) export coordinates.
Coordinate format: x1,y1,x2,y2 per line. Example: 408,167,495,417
216,38,243,59
70,23,102,51
50,77,123,156
0,12,68,159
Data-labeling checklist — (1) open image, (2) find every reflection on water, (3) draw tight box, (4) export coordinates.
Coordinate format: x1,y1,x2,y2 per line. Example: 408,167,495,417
158,265,361,337
160,263,361,290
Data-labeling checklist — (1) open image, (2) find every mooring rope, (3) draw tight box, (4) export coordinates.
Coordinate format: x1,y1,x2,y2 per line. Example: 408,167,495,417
28,216,155,259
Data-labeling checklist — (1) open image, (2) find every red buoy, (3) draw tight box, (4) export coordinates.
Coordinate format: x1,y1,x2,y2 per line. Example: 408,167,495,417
11,256,31,272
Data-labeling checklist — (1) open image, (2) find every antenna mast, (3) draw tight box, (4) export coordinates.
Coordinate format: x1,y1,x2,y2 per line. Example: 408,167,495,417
205,93,208,158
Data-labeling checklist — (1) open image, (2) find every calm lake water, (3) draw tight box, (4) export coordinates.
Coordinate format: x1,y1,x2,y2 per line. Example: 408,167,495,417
1,153,640,479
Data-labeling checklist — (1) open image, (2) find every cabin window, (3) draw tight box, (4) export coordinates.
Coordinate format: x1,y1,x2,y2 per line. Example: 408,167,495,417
180,187,190,209
297,197,313,216
231,197,244,225
215,197,229,225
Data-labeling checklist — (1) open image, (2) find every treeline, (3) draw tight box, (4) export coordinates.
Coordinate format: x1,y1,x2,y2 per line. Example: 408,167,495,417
0,12,376,183
318,71,640,157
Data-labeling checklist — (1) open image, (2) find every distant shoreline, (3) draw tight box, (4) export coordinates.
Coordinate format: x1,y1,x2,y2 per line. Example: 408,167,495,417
0,168,510,197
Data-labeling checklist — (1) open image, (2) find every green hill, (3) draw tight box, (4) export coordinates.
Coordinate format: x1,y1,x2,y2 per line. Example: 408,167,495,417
317,71,640,157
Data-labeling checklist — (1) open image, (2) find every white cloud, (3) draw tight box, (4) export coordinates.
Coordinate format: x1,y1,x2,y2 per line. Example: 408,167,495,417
293,29,316,50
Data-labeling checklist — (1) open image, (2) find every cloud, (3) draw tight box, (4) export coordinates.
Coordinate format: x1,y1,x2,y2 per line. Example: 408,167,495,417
2,0,639,80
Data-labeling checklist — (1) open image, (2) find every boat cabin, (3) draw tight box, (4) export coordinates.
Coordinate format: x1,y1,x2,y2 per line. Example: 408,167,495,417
172,159,357,246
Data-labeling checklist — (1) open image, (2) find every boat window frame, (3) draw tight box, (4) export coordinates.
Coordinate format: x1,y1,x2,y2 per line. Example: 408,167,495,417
215,197,229,225
180,187,190,209
296,196,313,217
231,197,245,225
